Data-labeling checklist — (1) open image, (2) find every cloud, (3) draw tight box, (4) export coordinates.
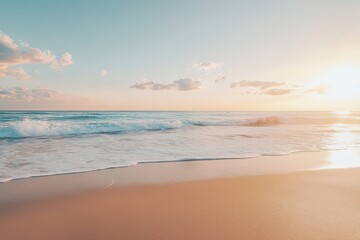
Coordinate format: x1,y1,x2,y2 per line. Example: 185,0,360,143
0,32,73,80
51,52,74,70
0,86,97,110
215,74,226,82
193,61,222,71
263,88,292,95
100,70,108,77
0,86,64,101
230,80,285,90
230,80,294,96
0,67,29,80
131,78,201,91
174,78,202,91
305,86,328,94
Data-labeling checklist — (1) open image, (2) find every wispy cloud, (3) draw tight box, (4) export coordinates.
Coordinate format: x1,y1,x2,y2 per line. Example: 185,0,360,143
0,86,68,101
215,74,226,82
193,61,222,71
230,80,294,96
263,88,292,95
0,86,94,110
0,32,73,80
305,86,328,94
230,80,285,90
51,52,74,70
100,70,108,77
0,67,29,80
131,78,201,91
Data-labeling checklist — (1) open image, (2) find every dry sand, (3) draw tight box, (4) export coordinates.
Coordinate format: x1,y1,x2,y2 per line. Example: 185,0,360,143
1,167,360,240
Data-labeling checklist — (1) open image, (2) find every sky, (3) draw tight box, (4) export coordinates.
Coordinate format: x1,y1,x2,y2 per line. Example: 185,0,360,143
0,0,359,111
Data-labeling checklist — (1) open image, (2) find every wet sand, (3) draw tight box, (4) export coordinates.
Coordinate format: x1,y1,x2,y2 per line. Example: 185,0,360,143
1,150,360,239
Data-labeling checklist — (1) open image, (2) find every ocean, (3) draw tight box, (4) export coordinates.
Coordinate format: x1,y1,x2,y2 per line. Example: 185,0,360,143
0,111,359,182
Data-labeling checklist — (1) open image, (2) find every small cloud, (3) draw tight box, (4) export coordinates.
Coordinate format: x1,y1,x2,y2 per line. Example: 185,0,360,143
0,86,64,101
263,88,292,96
215,74,226,82
131,78,201,91
0,67,29,80
230,80,285,90
61,52,73,65
0,86,92,109
0,32,73,80
193,61,222,71
230,80,294,96
100,70,108,77
305,86,328,94
174,78,201,91
51,52,74,70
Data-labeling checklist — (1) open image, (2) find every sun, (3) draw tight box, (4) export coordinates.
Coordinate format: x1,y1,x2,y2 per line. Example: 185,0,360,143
314,65,360,102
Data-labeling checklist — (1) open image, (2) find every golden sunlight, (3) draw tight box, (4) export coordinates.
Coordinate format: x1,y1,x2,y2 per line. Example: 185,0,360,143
333,110,352,115
322,123,360,169
318,65,359,102
325,149,360,169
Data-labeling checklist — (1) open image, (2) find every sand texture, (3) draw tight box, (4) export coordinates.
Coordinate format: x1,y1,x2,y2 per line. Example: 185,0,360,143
1,167,360,240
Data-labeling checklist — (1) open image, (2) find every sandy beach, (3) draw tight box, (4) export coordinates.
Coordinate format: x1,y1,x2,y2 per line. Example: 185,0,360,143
2,1,360,238
1,150,360,240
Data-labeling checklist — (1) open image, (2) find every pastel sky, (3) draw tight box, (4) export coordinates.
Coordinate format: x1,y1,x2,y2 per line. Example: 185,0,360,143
0,0,359,110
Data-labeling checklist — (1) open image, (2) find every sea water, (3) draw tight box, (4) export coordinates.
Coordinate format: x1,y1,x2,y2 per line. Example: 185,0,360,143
1,111,359,181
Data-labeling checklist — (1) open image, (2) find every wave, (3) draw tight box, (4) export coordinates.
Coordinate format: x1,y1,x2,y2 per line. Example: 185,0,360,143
245,116,282,126
1,114,360,139
246,115,360,126
0,119,185,138
0,117,278,138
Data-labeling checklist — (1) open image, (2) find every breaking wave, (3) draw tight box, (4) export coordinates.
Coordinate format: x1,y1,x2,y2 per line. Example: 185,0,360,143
1,113,360,138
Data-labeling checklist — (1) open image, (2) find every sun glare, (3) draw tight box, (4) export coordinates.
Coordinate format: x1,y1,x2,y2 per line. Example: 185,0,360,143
317,65,360,102
333,110,352,115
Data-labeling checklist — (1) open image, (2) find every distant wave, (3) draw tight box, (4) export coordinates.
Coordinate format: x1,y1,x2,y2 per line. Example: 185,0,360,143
245,116,282,126
1,114,360,138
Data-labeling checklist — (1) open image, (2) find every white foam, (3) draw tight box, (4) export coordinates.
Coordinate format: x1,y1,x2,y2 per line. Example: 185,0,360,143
1,111,359,182
1,113,360,139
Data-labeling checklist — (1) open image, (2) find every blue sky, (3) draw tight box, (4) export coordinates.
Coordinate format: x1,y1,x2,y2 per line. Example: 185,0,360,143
1,0,359,110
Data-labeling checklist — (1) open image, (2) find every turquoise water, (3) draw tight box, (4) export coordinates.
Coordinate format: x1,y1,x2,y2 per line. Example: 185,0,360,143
1,111,359,181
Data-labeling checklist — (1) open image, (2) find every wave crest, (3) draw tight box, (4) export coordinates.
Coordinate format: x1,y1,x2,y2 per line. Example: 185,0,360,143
0,119,187,138
1,113,360,138
245,116,282,126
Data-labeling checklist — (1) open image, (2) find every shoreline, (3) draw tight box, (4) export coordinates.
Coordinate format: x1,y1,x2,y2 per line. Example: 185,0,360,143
2,147,359,184
1,148,360,207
